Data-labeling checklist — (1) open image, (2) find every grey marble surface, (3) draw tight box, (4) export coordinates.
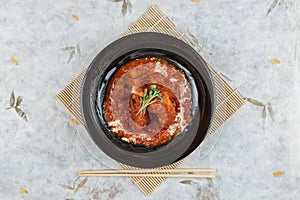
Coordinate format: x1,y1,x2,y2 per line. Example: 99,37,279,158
0,0,299,199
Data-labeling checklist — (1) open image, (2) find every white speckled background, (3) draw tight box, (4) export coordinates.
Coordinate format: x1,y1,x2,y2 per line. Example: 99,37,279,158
0,0,299,199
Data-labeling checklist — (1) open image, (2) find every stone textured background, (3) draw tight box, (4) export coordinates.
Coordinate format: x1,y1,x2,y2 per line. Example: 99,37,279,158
0,0,299,199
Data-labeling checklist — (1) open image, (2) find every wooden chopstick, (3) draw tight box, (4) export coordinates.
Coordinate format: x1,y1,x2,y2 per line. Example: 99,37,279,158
78,173,215,178
79,168,216,174
77,168,216,178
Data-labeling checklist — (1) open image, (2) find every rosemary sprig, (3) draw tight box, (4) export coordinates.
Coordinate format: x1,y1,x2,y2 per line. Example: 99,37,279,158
136,85,163,115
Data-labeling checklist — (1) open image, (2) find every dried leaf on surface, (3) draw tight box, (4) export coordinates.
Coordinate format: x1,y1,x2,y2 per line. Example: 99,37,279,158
243,97,265,107
15,107,28,121
179,180,193,184
61,44,80,64
125,0,132,13
16,96,23,107
76,44,81,55
267,102,274,121
273,171,284,177
7,90,15,109
72,14,79,21
74,177,88,193
266,0,280,16
60,47,76,51
10,57,19,65
270,58,281,64
67,50,76,64
69,118,80,126
262,105,267,120
59,184,74,190
122,1,128,16
20,188,28,194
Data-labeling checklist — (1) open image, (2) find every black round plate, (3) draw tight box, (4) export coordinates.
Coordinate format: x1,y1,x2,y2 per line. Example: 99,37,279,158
81,32,215,168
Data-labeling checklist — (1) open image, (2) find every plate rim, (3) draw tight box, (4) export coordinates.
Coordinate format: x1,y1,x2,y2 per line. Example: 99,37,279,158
81,32,215,168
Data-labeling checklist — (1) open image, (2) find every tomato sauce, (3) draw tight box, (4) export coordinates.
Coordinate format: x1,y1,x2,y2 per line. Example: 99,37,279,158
103,57,192,148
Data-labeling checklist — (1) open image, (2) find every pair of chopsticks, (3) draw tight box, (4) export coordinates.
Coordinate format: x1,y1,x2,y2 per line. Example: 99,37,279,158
78,168,216,178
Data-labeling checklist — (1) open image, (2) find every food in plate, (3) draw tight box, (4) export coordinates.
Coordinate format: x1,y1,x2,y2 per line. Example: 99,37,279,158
103,57,192,148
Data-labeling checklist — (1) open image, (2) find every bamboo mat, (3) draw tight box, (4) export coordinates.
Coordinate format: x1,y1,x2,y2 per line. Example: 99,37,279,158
56,5,245,195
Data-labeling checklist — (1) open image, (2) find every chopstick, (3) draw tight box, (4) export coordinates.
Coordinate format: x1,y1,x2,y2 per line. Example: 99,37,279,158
79,168,216,174
78,168,216,178
78,173,216,178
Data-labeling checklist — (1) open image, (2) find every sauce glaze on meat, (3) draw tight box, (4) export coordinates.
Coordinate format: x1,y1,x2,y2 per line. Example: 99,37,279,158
103,57,192,148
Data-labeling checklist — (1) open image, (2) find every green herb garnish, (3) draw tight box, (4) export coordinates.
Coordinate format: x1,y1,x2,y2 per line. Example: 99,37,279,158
136,85,163,115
